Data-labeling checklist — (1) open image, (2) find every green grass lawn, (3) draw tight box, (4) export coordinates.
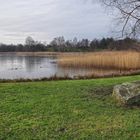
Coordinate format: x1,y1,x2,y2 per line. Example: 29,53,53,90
0,75,140,140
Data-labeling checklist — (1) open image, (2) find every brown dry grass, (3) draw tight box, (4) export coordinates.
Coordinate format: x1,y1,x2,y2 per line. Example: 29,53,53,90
58,51,140,70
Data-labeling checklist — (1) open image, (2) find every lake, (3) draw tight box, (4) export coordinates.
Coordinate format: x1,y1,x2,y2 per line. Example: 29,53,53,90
0,52,138,80
0,53,91,79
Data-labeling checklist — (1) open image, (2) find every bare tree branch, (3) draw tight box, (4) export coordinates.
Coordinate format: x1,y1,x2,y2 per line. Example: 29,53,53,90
101,0,140,37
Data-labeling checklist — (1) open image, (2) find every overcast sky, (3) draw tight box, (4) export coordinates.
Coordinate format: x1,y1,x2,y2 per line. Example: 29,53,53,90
0,0,113,44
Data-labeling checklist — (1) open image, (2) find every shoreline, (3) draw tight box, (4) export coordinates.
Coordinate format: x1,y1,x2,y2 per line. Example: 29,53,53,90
0,73,139,83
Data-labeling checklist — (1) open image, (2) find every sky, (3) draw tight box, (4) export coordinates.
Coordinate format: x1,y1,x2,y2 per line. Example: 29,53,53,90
0,0,113,44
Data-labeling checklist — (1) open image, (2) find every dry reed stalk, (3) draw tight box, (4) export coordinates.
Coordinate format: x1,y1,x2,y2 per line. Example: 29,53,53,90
58,51,140,70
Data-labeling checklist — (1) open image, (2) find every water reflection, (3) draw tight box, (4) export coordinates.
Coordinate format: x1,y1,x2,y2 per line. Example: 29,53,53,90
0,53,58,79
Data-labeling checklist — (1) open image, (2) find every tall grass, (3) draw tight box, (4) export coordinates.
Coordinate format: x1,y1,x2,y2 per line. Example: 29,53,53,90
58,51,140,70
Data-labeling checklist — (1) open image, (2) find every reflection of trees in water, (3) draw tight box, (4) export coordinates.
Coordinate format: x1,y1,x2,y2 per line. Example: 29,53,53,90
23,56,46,72
0,54,46,72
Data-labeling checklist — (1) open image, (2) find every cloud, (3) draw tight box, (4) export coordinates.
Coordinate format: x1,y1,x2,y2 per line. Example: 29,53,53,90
0,0,112,44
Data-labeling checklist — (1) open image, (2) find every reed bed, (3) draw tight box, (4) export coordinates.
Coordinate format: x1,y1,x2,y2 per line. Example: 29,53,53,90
58,51,140,70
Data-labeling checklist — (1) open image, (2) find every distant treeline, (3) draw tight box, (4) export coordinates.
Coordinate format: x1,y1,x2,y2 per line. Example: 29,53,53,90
0,36,140,52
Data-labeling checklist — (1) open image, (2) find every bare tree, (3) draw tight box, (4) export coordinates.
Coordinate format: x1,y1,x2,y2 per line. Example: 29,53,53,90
25,36,36,46
101,0,140,37
50,36,65,46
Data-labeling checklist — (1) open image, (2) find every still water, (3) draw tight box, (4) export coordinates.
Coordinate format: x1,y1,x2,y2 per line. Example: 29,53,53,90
0,53,89,79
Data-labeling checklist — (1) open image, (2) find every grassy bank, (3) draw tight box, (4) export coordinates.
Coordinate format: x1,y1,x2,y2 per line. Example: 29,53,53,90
0,75,140,139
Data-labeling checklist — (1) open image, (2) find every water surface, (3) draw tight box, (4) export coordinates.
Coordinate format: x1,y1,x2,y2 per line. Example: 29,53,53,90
0,53,90,79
